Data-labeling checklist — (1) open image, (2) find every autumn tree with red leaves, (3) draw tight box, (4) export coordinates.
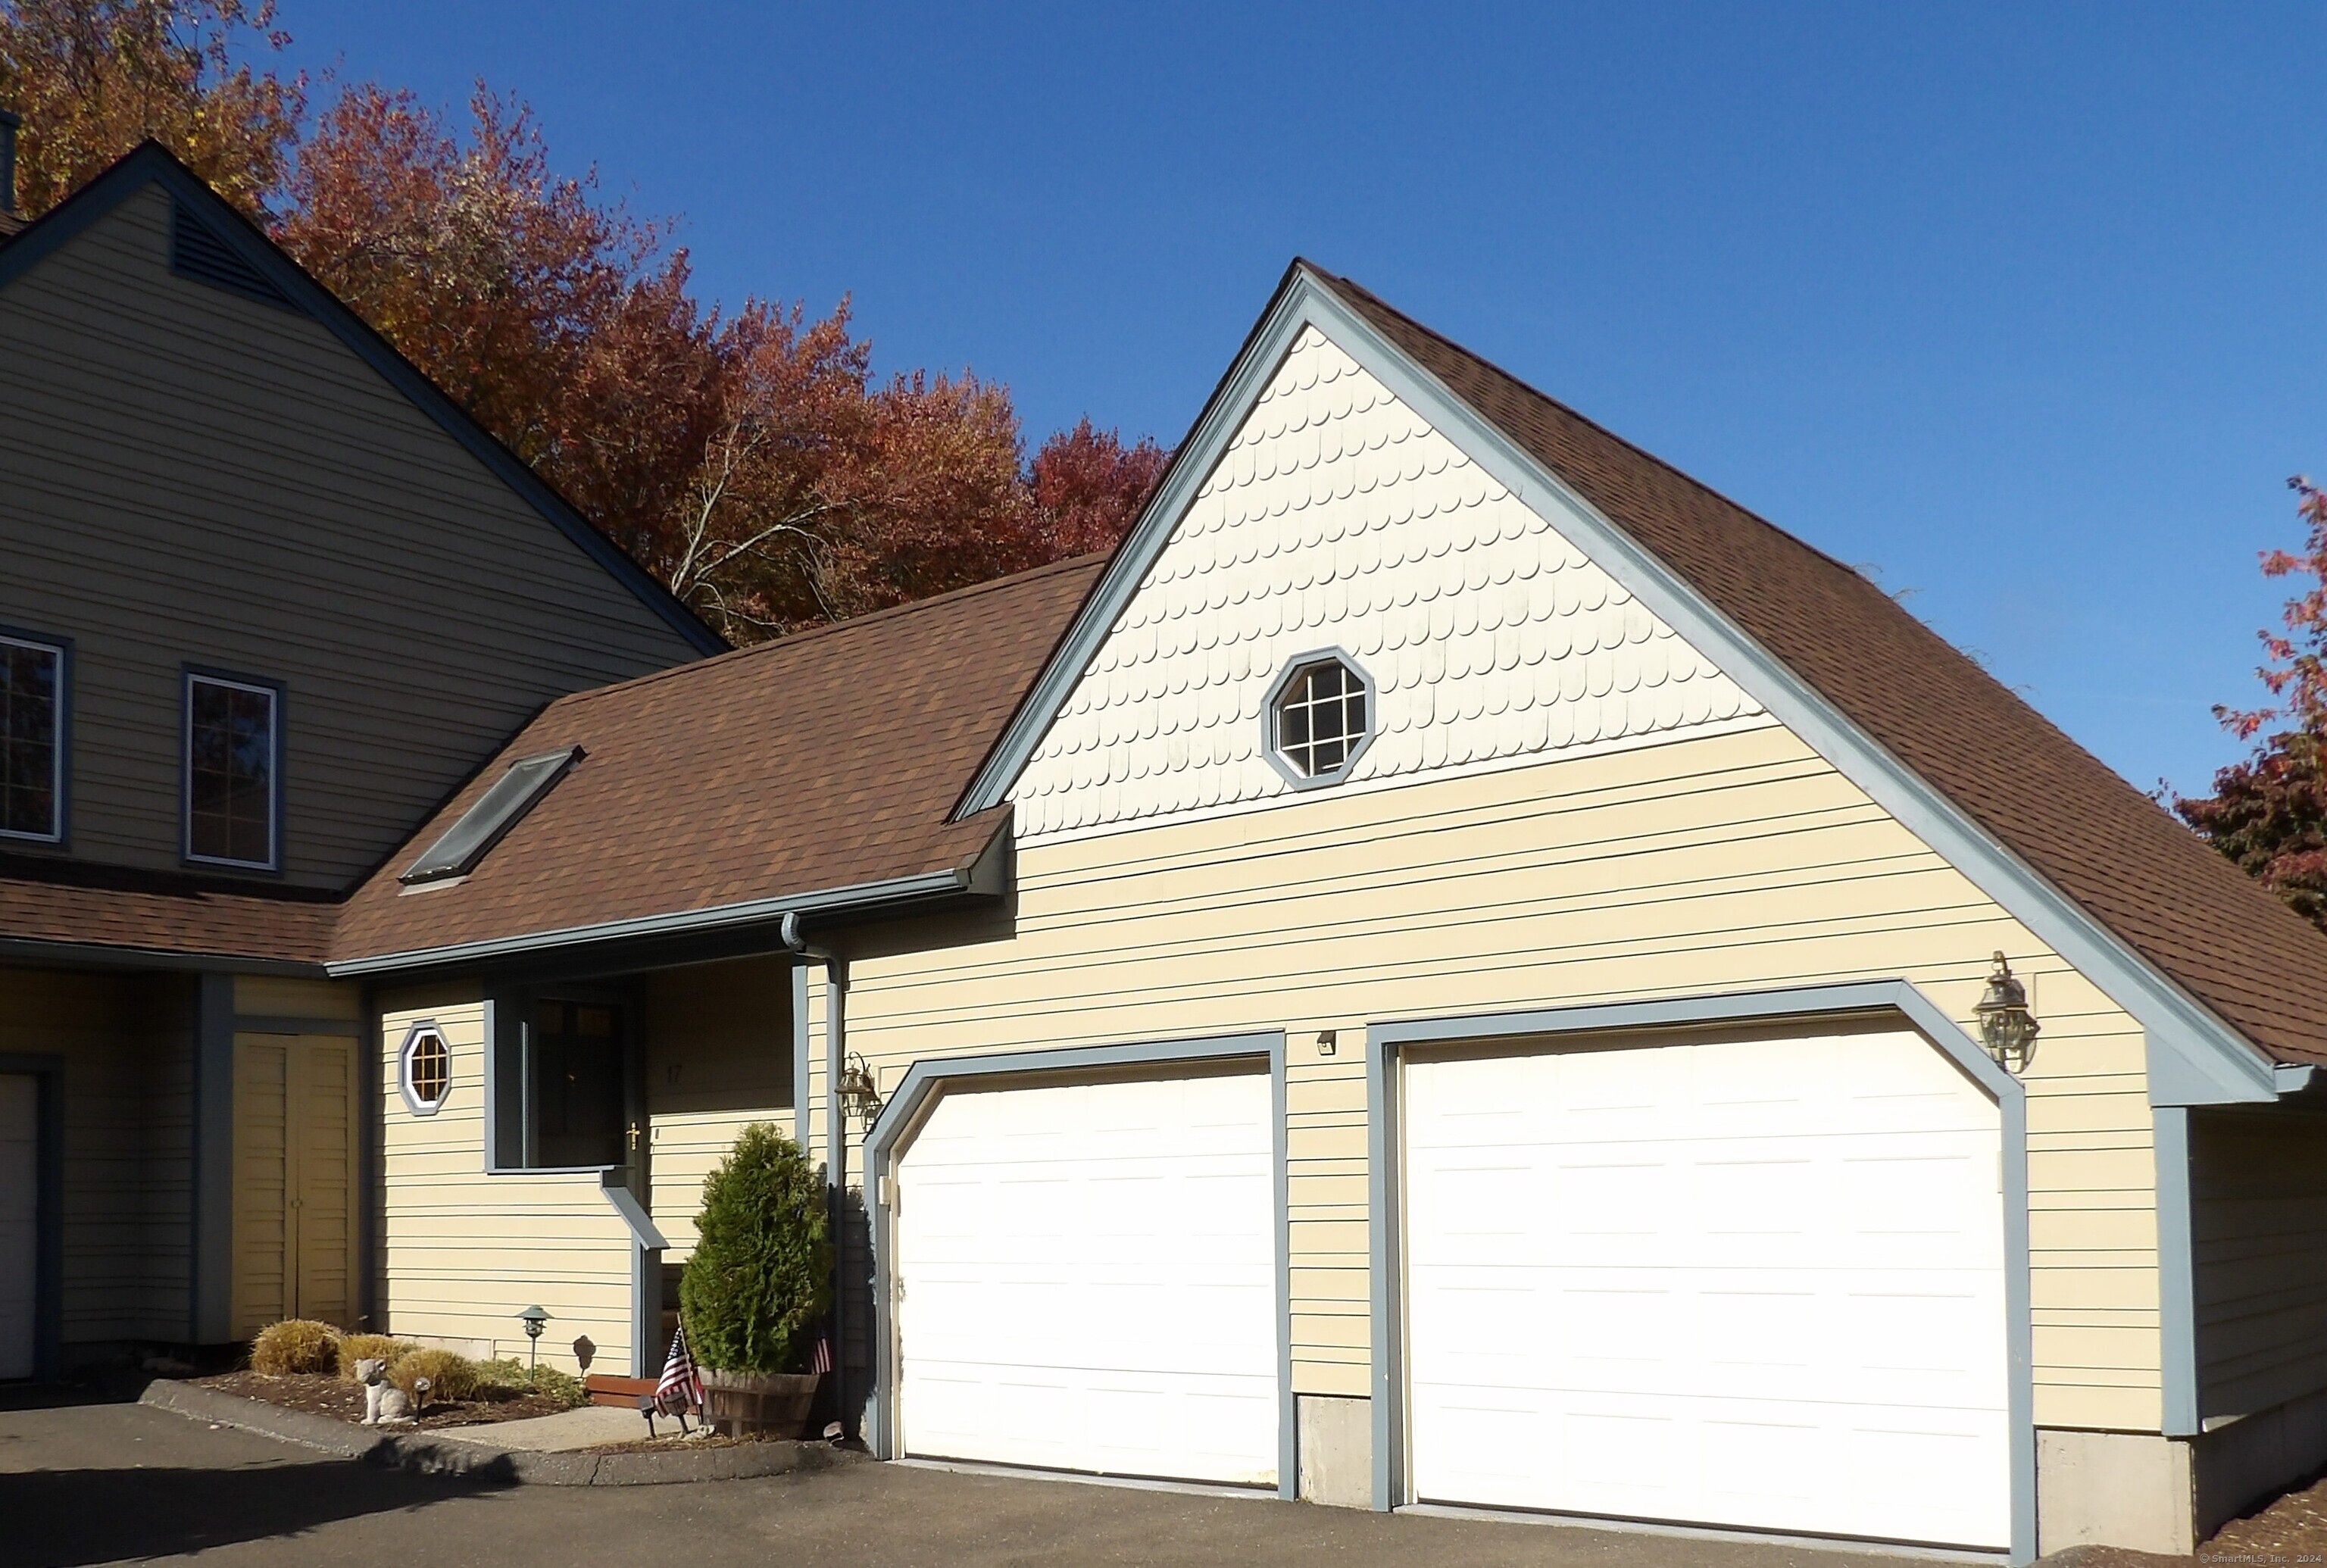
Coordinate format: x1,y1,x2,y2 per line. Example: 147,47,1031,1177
0,0,301,217
2177,476,2327,930
0,0,1169,642
1025,419,1171,559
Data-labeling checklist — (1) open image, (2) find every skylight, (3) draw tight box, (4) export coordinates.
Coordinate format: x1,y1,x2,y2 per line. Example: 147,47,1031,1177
399,747,581,885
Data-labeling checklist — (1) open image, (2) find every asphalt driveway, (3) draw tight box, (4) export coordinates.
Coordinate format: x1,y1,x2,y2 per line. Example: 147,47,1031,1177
0,1391,2054,1568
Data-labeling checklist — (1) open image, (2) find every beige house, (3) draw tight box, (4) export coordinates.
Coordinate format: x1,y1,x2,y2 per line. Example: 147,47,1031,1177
0,139,716,1385
320,261,2327,1562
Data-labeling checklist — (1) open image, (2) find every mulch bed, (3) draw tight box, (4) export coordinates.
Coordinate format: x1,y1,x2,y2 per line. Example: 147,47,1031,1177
191,1371,575,1430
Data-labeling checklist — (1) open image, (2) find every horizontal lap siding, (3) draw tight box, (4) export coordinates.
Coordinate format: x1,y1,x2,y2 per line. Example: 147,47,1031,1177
840,723,2161,1429
376,995,631,1373
0,967,194,1345
2192,1109,2327,1421
233,976,362,1022
0,183,698,886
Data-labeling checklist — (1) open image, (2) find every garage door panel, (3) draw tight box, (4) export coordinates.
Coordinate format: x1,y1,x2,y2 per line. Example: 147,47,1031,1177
897,1070,1277,1486
1406,1027,2008,1548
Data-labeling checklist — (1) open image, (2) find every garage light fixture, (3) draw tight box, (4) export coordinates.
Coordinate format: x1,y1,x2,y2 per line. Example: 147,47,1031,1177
1972,951,2041,1074
839,1052,883,1126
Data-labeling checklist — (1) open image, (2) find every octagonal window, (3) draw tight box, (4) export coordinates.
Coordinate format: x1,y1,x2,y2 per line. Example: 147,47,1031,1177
399,1024,451,1115
1267,652,1374,789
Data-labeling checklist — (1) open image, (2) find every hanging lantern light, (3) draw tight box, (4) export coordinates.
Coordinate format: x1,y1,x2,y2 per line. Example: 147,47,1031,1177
1973,951,2041,1073
838,1052,883,1125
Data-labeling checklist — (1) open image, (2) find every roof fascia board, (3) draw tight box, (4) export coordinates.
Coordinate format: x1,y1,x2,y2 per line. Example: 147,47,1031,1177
326,866,977,977
0,147,722,657
963,264,2276,1104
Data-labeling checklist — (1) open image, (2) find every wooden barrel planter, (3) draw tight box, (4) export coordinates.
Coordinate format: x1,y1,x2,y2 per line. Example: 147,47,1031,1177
701,1370,821,1438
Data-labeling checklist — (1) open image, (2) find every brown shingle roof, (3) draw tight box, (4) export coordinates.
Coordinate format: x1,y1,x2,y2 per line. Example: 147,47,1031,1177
1308,264,2327,1067
0,853,336,966
330,556,1103,967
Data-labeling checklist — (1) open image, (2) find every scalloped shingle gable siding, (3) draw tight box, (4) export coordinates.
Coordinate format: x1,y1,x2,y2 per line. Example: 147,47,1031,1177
1010,328,1769,839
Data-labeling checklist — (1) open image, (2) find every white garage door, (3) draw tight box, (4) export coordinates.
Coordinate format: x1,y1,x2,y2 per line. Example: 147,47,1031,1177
895,1069,1277,1485
1405,1025,2008,1549
0,1075,37,1381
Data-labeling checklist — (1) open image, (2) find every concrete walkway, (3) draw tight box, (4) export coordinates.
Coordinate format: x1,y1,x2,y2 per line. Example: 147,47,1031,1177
432,1402,657,1451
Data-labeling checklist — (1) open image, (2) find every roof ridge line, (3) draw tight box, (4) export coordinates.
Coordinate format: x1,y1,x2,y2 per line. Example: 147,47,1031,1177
547,551,1112,708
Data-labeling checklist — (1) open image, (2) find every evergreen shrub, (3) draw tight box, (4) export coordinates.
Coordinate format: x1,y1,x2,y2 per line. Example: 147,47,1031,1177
679,1123,831,1374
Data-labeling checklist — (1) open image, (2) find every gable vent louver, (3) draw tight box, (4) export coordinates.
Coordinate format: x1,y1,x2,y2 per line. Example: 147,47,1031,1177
169,200,297,310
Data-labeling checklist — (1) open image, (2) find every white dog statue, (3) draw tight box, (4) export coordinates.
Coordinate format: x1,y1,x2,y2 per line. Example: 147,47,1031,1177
355,1357,431,1426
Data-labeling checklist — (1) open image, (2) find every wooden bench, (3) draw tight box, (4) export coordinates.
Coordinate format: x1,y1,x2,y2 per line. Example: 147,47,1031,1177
583,1373,657,1410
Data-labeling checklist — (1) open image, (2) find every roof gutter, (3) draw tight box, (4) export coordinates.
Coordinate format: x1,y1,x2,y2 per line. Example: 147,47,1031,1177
324,865,975,978
0,936,330,976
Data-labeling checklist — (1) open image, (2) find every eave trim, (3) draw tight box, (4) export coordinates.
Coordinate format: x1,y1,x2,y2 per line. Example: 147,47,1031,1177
326,866,978,976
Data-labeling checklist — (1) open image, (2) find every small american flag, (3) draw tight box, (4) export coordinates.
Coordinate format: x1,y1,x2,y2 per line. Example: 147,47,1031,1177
656,1326,704,1413
809,1334,833,1376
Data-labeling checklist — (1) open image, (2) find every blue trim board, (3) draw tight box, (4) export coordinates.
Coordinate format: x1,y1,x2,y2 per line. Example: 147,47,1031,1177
823,961,852,1423
0,1052,65,1379
2155,1107,2199,1437
602,1169,668,1380
859,1031,1296,1500
953,261,2281,1112
1366,982,2038,1567
0,143,721,659
189,973,234,1343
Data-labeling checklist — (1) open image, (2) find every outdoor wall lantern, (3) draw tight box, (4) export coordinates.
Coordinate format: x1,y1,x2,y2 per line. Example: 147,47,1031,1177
839,1052,883,1126
1973,951,2041,1074
517,1304,550,1376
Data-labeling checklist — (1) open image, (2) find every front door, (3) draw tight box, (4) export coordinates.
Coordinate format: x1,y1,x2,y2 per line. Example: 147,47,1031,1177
232,1033,358,1335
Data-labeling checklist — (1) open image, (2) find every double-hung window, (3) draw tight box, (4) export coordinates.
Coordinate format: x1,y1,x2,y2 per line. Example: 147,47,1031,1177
183,671,280,870
0,631,65,843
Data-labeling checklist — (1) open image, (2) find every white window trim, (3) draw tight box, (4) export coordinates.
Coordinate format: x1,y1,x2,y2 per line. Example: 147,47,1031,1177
0,629,66,845
398,1023,451,1116
1262,648,1376,791
182,670,281,870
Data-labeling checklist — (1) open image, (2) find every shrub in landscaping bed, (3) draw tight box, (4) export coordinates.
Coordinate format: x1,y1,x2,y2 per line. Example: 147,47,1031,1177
335,1334,416,1379
250,1319,340,1375
471,1357,588,1408
680,1123,831,1374
388,1346,481,1401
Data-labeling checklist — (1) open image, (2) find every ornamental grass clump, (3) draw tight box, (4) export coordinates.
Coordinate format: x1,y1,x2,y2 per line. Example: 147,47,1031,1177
389,1346,480,1401
335,1334,415,1380
679,1123,831,1374
250,1319,340,1375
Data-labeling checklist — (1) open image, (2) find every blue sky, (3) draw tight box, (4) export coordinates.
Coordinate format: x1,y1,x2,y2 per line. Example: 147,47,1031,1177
272,2,2326,800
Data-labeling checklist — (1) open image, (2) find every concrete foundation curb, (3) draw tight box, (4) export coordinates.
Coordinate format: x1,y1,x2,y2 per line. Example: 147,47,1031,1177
138,1379,846,1486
